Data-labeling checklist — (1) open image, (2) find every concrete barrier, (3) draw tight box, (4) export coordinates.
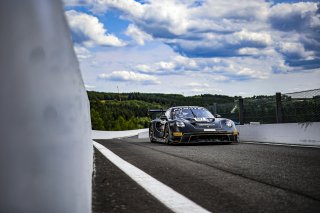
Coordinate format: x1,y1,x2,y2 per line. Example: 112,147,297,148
0,1,92,212
138,130,149,139
92,128,149,140
129,123,320,146
237,122,320,146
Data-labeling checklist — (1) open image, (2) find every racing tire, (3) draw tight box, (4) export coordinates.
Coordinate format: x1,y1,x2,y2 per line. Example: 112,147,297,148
233,135,240,144
164,124,172,145
149,125,156,143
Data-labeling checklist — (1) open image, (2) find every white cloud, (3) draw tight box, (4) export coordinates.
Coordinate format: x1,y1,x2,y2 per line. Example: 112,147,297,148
192,0,269,20
188,82,207,87
98,71,160,84
93,0,144,16
134,55,199,75
234,30,272,47
174,56,198,70
268,2,320,69
63,0,93,6
86,38,278,84
125,24,152,45
191,88,223,93
85,84,96,89
187,82,222,93
65,10,125,47
93,0,270,41
73,45,92,60
237,67,268,79
135,64,152,73
269,2,318,32
278,42,315,60
133,54,272,80
76,42,320,96
95,0,189,36
156,61,176,70
95,0,188,36
92,0,319,71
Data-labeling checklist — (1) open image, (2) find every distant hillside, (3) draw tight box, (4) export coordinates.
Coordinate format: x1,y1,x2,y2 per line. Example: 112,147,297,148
88,91,237,106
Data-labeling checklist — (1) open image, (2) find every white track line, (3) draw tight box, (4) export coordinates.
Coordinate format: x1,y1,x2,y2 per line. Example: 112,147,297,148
93,141,211,213
241,141,320,149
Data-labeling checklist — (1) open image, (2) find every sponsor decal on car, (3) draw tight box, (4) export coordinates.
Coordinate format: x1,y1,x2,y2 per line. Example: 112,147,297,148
173,132,183,137
194,117,208,122
204,129,216,132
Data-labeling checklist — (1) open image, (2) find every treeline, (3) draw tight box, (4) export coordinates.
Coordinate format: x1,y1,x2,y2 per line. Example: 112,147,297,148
90,99,162,130
88,91,237,106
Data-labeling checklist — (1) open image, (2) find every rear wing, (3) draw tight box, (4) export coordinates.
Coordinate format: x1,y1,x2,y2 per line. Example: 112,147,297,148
148,109,166,114
148,109,166,118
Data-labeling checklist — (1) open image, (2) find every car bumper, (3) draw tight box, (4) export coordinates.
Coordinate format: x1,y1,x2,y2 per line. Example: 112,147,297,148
171,131,239,144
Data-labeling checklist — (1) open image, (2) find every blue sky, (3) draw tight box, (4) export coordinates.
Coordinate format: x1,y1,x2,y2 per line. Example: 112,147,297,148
63,0,320,96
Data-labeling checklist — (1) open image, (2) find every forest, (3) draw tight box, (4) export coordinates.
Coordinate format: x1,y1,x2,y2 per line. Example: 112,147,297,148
88,91,320,130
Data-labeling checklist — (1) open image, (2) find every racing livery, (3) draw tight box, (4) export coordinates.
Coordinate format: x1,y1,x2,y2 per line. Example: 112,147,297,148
149,106,239,144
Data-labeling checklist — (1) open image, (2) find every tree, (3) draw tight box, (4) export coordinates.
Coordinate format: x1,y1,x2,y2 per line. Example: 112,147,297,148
90,109,105,130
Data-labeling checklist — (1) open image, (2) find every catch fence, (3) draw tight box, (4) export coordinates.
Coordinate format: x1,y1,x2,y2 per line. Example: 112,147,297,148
206,88,320,124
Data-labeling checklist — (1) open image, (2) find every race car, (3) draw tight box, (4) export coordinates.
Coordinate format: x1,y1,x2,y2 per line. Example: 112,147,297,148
148,106,239,144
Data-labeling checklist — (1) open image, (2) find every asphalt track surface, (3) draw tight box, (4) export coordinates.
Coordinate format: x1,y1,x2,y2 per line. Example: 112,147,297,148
92,137,320,213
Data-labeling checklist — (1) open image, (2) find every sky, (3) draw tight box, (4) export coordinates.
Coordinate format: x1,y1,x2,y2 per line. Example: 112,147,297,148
63,0,320,97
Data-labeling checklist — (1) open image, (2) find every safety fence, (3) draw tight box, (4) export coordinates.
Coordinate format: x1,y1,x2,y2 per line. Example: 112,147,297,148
206,88,320,124
282,89,320,123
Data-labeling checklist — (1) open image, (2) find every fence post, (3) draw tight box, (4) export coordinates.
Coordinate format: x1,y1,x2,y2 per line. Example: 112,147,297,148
276,92,283,123
213,103,217,115
239,98,244,125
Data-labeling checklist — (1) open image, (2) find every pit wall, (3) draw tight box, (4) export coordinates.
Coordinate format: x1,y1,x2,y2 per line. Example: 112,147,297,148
237,122,320,146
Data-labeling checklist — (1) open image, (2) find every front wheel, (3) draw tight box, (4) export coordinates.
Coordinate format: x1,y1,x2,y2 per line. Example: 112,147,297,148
164,124,172,145
234,135,240,144
149,125,156,143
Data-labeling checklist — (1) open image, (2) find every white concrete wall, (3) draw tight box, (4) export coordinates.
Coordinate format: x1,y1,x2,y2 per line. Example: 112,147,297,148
237,122,320,146
92,129,149,140
132,124,320,147
0,1,92,212
138,130,149,139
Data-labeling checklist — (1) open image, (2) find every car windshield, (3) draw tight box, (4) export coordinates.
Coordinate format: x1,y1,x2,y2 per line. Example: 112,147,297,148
172,108,214,119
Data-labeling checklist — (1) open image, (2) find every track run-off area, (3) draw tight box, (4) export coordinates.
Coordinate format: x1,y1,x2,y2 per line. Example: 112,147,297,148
93,137,320,213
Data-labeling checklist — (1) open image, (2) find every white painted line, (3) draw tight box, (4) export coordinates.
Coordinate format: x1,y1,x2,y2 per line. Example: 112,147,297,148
93,141,211,213
241,141,320,149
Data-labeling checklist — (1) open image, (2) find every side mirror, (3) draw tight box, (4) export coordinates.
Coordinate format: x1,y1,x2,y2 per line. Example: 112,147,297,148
214,114,222,118
160,115,168,120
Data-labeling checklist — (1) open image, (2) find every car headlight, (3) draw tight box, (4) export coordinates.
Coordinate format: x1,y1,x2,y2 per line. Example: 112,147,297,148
225,120,233,127
176,121,185,127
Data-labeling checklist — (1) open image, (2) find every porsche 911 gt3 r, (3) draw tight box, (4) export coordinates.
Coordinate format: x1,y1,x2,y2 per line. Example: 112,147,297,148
148,106,239,144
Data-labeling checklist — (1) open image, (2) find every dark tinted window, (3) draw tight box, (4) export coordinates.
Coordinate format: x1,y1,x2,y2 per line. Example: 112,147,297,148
172,108,214,119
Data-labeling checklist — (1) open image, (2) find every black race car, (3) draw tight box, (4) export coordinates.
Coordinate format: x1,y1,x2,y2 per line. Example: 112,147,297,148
148,106,239,144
